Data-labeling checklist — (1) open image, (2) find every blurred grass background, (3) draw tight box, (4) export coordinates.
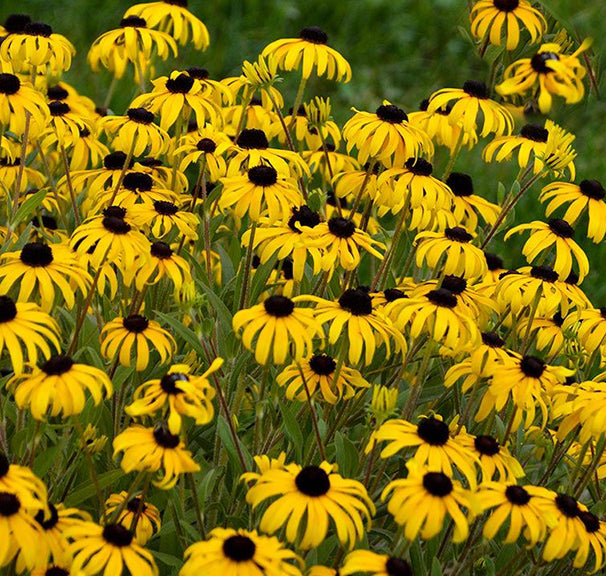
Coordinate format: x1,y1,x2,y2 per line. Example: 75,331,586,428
3,0,606,297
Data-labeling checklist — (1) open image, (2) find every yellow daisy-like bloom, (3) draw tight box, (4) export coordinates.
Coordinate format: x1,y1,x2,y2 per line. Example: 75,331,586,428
262,26,351,81
0,157,45,193
227,129,310,178
563,308,606,356
125,0,210,49
88,16,177,79
132,71,222,130
415,226,488,279
0,454,47,511
382,460,472,542
8,354,112,420
470,0,547,50
242,206,323,282
219,165,303,224
103,492,161,546
70,206,150,271
332,164,381,205
94,171,181,209
408,98,477,153
42,101,92,147
445,172,500,231
540,179,606,243
101,108,170,157
45,82,95,118
277,353,369,404
496,40,591,113
125,241,192,291
428,81,514,137
385,288,481,349
0,73,48,136
476,482,556,546
517,312,565,356
308,566,338,576
0,21,74,74
184,67,233,106
477,354,572,430
48,125,109,171
101,314,175,371
130,200,199,240
0,489,45,570
223,99,276,137
305,217,385,272
301,288,406,366
343,102,433,168
376,159,453,216
233,295,322,365
181,528,304,576
505,219,590,281
241,456,374,549
369,415,479,487
0,296,60,375
0,242,91,312
113,424,200,489
176,130,232,181
66,520,158,576
457,433,524,482
305,146,359,182
342,550,412,576
573,512,606,572
126,360,221,434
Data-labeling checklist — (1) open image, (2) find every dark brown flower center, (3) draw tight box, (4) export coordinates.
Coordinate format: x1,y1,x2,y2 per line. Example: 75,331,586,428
0,492,20,516
376,104,408,123
120,16,146,28
0,73,20,95
427,288,457,308
160,372,188,394
405,157,433,176
3,14,31,35
328,217,356,238
531,52,560,73
505,485,531,505
555,494,580,518
441,275,467,295
166,73,195,94
153,200,179,215
484,252,503,271
49,101,70,117
263,295,294,317
104,152,128,170
548,218,574,239
187,67,208,79
338,288,373,316
422,472,453,496
579,180,605,200
580,511,600,533
520,124,548,143
20,242,53,267
0,454,9,477
0,296,17,323
45,568,69,576
236,129,269,150
41,355,74,376
122,314,149,333
482,332,504,347
288,205,321,232
447,172,474,197
295,465,331,496
520,355,545,378
196,138,217,153
102,523,133,546
150,241,173,260
35,503,59,530
474,435,500,456
47,85,69,100
530,265,558,283
223,535,256,561
386,558,411,576
123,172,153,192
383,288,406,302
248,165,277,187
24,21,52,36
299,26,328,44
417,417,450,446
494,0,520,11
127,496,147,513
153,424,180,448
309,354,336,376
463,81,489,99
127,107,155,124
445,226,472,243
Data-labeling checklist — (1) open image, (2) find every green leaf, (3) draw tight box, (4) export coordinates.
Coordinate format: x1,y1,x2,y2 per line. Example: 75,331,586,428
12,188,48,227
216,416,253,471
334,431,359,477
153,551,183,568
155,312,207,358
280,402,304,460
65,469,123,506
431,557,443,576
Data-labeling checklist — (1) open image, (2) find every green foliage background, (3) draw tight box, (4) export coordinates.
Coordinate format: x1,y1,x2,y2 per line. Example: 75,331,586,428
3,0,606,294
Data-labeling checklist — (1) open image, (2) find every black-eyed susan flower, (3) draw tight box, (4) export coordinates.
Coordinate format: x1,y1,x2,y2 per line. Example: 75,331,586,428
88,16,177,79
343,102,433,168
0,242,91,311
382,460,472,542
223,97,276,137
517,312,565,356
385,288,481,349
228,128,310,178
219,165,303,223
70,206,150,271
0,21,74,75
0,454,47,508
333,163,381,205
125,0,210,49
342,550,412,576
304,217,385,272
104,492,161,545
0,73,48,136
376,159,453,216
301,288,406,366
181,528,303,576
132,70,221,130
126,241,192,291
563,307,606,355
470,0,547,51
126,360,221,433
262,27,351,81
96,171,181,208
233,295,322,365
0,157,45,192
78,424,107,455
101,314,175,371
8,355,112,420
458,434,524,482
476,482,556,546
101,108,170,157
42,101,91,147
428,81,514,137
415,226,487,278
130,200,198,240
66,520,158,576
505,219,589,281
241,457,374,549
574,512,606,572
277,353,369,404
369,415,479,487
242,206,323,281
497,40,591,113
176,128,231,181
113,424,199,489
540,179,606,243
446,172,500,231
0,489,45,569
0,296,60,375
51,126,109,171
186,67,233,105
